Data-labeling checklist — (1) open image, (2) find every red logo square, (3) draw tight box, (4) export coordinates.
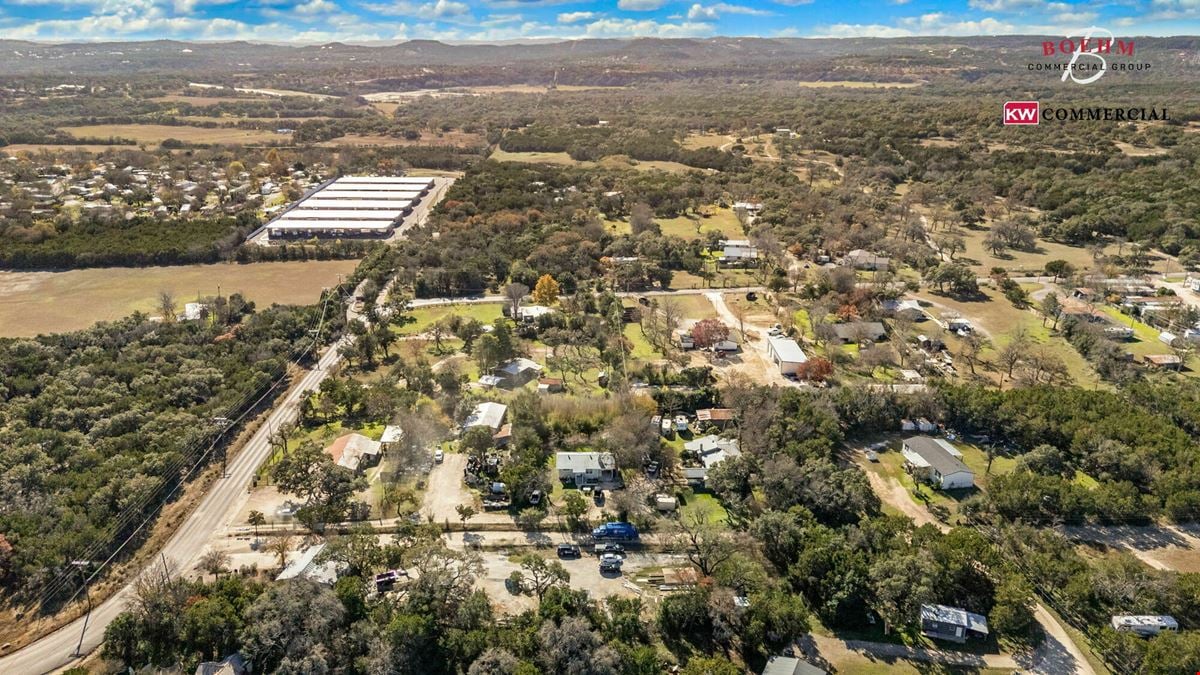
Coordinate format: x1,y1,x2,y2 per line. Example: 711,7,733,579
1004,101,1040,125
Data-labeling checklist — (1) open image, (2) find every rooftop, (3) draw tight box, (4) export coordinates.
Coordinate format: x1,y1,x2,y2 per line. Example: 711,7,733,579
465,401,508,430
767,335,808,363
555,451,616,473
903,436,971,478
921,604,989,634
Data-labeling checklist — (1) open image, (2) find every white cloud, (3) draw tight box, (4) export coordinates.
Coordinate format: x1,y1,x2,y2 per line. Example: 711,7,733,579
364,0,470,19
686,3,773,21
814,12,1020,37
583,17,715,37
557,11,596,24
616,0,667,11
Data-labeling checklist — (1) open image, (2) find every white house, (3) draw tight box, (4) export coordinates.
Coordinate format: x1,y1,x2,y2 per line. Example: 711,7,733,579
902,436,974,490
720,239,759,263
556,451,616,486
684,435,741,483
463,402,507,432
843,249,890,271
766,335,807,375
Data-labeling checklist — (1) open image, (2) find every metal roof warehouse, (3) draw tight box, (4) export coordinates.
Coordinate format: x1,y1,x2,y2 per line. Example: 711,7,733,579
265,175,433,239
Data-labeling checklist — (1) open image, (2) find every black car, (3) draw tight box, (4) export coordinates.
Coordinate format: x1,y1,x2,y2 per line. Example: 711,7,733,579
593,489,605,505
556,544,581,559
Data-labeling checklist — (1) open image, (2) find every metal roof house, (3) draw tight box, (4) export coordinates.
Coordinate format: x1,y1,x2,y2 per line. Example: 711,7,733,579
767,335,807,375
463,402,508,432
555,451,617,487
902,436,974,490
921,603,989,643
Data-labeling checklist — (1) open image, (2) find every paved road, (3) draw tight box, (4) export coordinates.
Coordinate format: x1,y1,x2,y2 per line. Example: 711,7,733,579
0,284,389,675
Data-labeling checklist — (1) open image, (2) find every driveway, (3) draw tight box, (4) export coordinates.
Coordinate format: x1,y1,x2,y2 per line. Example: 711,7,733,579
705,291,794,387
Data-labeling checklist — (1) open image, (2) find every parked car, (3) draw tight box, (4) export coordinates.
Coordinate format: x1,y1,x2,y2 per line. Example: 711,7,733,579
599,553,623,572
593,489,605,505
529,489,543,505
865,450,879,462
594,542,625,556
433,449,444,463
557,544,581,559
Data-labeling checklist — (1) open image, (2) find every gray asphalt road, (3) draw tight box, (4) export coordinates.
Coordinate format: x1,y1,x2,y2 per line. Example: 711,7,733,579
0,287,387,675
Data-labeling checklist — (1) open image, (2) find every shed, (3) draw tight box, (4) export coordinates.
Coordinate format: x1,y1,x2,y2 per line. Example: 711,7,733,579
766,335,807,375
920,603,989,643
379,425,404,451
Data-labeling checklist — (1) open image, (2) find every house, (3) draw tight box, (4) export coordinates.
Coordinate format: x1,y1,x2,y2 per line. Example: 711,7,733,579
843,249,890,271
324,433,381,473
1144,353,1183,371
1110,615,1179,637
684,435,741,483
516,304,555,322
537,377,565,393
194,654,248,675
464,402,507,432
832,321,886,344
920,604,989,643
277,543,344,585
719,239,759,264
767,335,807,375
696,408,735,429
494,358,543,388
902,436,974,490
379,425,404,452
761,655,827,675
556,451,616,486
883,298,926,321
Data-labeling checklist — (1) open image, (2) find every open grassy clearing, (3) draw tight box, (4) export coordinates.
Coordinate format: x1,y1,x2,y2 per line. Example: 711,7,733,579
681,133,733,150
395,302,504,335
490,149,703,174
944,223,1176,276
655,207,746,240
2,144,146,155
362,85,626,102
911,286,1105,389
0,259,360,337
1095,305,1200,374
150,94,262,105
61,123,289,145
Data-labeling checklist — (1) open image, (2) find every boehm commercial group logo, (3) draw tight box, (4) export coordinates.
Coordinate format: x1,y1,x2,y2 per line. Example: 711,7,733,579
1030,27,1151,84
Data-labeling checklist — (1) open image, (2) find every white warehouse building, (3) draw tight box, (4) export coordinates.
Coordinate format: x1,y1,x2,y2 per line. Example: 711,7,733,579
266,175,433,240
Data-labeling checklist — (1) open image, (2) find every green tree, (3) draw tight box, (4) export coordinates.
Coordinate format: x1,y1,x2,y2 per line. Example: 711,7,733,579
515,553,570,600
562,491,590,530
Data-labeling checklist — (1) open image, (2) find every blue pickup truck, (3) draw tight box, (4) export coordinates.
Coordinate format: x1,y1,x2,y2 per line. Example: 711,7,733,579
592,522,639,541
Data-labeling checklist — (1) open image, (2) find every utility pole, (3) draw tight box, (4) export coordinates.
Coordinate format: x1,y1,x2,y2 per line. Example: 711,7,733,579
70,560,93,657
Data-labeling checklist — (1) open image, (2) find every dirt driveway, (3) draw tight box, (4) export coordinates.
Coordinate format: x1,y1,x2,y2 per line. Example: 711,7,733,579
705,291,795,387
421,452,516,525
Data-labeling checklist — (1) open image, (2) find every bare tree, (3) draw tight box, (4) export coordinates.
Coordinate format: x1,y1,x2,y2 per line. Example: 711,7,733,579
265,533,295,570
503,283,529,318
198,549,231,579
672,503,737,577
158,290,177,322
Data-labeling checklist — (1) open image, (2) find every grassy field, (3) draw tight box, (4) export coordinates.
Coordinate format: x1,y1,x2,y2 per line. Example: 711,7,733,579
0,259,359,337
395,302,505,335
681,133,732,150
912,287,1104,389
61,124,290,145
491,149,702,174
1095,305,1200,374
2,144,144,155
657,207,745,240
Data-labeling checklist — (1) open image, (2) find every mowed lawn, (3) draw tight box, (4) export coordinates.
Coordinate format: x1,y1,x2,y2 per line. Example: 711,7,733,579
61,124,290,145
656,207,745,240
396,302,504,335
0,259,360,337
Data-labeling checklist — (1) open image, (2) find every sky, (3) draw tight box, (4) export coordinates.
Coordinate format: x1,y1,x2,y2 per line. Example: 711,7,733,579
0,0,1197,43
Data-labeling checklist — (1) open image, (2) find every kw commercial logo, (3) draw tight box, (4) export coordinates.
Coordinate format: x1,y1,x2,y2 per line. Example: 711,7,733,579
1003,101,1039,125
1030,27,1150,84
1003,101,1169,125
